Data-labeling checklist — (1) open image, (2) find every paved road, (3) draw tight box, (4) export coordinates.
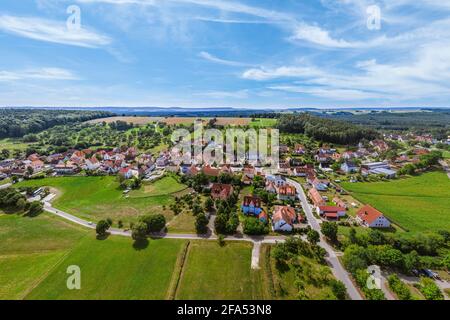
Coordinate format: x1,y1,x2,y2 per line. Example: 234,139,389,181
43,201,285,245
251,242,261,269
287,178,363,300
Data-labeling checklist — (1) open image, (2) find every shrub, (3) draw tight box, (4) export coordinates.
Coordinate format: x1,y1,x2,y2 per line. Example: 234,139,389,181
387,274,412,300
243,218,268,235
418,277,444,300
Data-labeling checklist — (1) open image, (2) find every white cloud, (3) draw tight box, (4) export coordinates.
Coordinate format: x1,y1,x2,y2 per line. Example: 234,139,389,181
0,68,79,82
242,65,324,81
249,40,450,102
0,15,112,48
199,51,254,67
289,23,369,49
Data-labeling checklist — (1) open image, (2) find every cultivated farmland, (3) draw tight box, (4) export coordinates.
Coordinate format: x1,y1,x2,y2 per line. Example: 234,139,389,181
341,171,450,233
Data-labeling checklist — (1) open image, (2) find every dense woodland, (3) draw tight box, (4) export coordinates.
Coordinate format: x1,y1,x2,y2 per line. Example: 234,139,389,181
316,110,450,139
277,113,379,145
0,109,113,138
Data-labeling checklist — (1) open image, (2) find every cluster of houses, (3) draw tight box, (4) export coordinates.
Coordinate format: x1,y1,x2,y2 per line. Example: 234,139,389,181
240,195,300,232
307,182,391,228
197,168,303,232
0,147,158,180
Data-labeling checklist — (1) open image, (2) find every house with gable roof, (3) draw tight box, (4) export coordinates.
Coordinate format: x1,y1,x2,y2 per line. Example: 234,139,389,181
356,205,391,228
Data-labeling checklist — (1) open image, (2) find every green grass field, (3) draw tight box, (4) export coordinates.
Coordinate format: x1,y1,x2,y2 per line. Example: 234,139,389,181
1,212,336,300
342,171,450,232
250,118,278,128
175,241,264,299
129,176,187,198
0,212,88,299
26,236,186,300
0,138,33,153
16,176,185,226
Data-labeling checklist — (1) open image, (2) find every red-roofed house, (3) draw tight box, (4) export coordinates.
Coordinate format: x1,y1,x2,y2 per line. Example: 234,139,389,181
272,206,297,232
241,196,263,216
210,183,234,201
85,157,100,170
308,188,325,207
333,197,347,209
316,206,346,220
119,167,138,179
356,205,391,228
202,165,220,177
276,185,297,201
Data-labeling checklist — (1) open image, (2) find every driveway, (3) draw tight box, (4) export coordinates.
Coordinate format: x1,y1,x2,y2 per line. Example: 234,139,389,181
287,178,363,300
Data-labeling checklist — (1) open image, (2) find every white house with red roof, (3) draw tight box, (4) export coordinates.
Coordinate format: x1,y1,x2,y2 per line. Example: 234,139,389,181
316,206,346,220
272,206,297,232
85,157,101,170
356,205,391,228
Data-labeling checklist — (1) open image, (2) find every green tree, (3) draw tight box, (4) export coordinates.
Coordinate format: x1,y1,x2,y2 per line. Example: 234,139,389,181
195,214,209,234
442,253,450,272
343,245,368,275
28,201,43,216
131,222,148,241
15,198,27,211
204,197,214,212
321,221,338,242
330,280,347,300
243,218,268,235
139,214,166,233
307,229,320,245
96,220,110,237
403,250,420,273
348,227,358,244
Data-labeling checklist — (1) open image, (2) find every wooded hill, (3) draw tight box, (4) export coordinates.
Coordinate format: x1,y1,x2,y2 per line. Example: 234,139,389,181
0,109,113,138
277,113,379,145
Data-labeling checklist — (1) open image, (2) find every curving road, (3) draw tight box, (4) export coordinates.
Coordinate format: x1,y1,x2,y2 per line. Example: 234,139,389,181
287,178,363,300
45,182,363,301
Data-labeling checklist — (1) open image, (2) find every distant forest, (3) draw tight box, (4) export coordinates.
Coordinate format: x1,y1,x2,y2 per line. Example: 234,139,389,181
277,113,379,145
0,109,113,138
315,110,450,139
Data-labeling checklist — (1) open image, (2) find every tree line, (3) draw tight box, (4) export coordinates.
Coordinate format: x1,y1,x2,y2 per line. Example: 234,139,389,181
0,109,113,138
277,113,379,145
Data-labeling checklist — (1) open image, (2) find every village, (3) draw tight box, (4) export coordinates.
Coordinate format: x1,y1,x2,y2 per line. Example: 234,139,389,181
2,130,448,236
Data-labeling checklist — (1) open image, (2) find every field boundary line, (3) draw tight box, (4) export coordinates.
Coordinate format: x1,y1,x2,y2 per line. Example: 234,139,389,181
262,244,276,300
21,234,90,300
166,240,191,300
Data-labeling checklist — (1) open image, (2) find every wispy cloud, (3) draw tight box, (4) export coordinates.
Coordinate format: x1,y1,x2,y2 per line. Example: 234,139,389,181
258,41,450,102
199,51,254,67
0,14,112,48
0,68,79,82
242,65,324,81
289,23,370,49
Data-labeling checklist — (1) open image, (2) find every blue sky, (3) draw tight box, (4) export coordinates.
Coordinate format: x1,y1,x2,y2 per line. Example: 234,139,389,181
0,0,449,108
